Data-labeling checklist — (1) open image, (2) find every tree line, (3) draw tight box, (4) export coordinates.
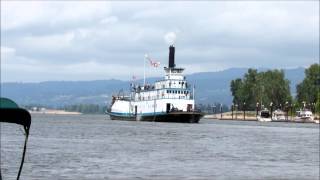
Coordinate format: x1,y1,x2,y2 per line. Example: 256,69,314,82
196,103,229,114
62,104,107,114
230,63,320,113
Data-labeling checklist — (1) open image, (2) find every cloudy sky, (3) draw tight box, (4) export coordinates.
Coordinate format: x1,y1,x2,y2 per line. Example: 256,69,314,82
1,1,319,82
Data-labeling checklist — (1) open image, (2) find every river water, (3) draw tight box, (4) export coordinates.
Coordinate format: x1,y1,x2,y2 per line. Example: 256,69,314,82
1,114,319,179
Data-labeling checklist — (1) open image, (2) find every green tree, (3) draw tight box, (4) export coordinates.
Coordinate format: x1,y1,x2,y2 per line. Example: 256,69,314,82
63,104,106,114
230,78,243,104
242,69,259,109
230,69,260,109
230,69,292,110
315,91,320,115
296,63,320,105
259,70,291,107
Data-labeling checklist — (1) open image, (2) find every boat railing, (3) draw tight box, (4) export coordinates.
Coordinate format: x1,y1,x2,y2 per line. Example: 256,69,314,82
135,95,193,101
113,95,133,101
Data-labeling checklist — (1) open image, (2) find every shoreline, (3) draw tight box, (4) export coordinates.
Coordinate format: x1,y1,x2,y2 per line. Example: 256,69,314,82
29,110,82,115
204,114,319,124
28,112,318,123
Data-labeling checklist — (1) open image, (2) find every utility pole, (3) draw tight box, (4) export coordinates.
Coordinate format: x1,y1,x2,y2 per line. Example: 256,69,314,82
285,101,289,121
235,104,238,120
220,104,223,119
231,103,234,120
243,102,246,120
270,102,273,120
212,105,216,119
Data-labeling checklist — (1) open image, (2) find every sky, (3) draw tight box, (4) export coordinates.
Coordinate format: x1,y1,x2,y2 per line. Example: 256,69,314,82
1,1,319,82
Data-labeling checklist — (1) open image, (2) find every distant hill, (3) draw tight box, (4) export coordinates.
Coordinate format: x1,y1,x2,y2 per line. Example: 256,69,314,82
1,67,305,107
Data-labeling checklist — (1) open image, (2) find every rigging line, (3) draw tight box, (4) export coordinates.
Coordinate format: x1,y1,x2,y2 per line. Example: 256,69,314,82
17,127,29,180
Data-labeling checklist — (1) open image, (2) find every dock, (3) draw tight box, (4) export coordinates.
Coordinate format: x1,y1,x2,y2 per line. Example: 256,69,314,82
204,112,319,123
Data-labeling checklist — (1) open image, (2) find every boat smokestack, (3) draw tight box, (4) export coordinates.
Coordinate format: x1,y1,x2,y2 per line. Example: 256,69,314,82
169,45,175,68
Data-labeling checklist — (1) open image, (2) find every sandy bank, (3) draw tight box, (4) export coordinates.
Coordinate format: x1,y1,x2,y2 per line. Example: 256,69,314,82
29,110,82,115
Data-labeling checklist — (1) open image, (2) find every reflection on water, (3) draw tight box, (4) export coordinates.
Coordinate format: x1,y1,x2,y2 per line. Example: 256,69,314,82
1,114,319,179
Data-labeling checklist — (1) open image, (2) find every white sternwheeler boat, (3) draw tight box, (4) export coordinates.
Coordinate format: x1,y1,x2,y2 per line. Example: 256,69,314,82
107,45,204,123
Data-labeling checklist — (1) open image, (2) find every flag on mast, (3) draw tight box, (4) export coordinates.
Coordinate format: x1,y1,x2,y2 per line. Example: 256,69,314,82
132,75,137,81
145,54,160,68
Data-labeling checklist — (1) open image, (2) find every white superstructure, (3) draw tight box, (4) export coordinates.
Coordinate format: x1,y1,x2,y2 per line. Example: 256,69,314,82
108,45,203,123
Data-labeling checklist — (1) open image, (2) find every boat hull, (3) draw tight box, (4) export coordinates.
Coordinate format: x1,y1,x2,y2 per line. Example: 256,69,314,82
109,114,136,121
109,111,204,123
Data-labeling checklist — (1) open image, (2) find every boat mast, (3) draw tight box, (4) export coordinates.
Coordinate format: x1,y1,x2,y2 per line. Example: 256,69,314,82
144,54,146,86
193,84,195,100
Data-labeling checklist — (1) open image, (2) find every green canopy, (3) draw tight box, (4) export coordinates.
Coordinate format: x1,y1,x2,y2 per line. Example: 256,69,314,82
0,97,31,129
0,97,19,108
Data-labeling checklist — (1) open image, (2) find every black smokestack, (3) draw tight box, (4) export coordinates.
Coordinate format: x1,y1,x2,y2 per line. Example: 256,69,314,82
169,45,175,68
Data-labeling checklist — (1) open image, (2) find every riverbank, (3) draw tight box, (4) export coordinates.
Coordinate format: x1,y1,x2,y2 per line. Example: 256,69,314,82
29,109,82,115
204,111,319,123
205,114,256,121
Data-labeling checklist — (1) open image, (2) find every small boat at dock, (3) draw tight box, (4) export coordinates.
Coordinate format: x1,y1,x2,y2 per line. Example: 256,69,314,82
294,109,315,123
257,109,272,122
272,109,288,122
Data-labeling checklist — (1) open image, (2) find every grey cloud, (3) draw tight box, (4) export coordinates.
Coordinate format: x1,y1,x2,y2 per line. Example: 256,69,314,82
1,1,319,82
